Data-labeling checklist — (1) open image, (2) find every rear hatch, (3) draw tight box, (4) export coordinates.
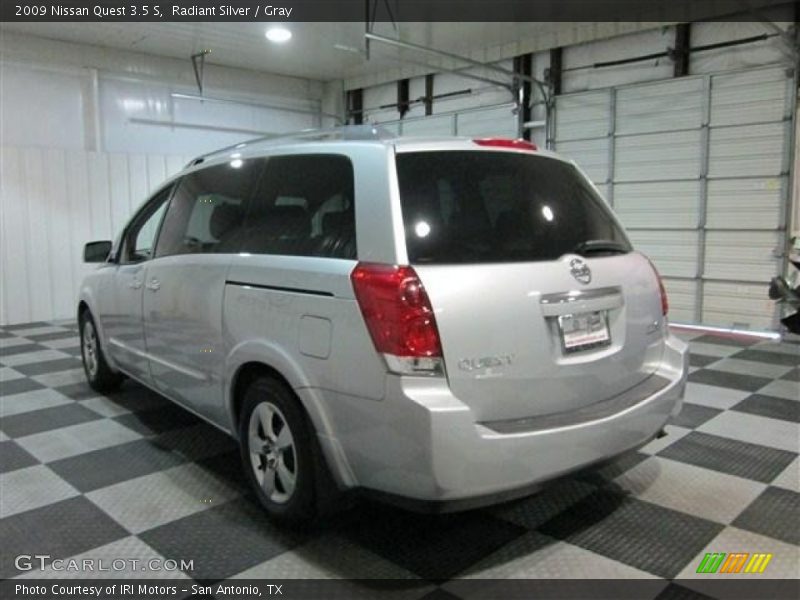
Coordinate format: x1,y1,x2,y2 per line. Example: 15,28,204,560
394,147,667,423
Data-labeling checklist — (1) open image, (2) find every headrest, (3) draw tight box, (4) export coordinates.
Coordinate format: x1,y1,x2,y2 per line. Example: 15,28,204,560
209,203,243,240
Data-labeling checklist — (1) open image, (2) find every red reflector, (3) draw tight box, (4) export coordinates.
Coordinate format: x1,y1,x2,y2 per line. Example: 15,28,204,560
646,257,669,317
473,137,537,151
351,263,442,358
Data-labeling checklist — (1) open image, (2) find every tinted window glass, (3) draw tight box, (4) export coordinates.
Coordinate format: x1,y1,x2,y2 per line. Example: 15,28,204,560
155,159,264,257
122,186,172,263
240,154,355,259
396,151,631,264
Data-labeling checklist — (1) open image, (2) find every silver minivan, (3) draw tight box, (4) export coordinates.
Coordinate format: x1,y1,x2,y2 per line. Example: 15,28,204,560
78,127,688,521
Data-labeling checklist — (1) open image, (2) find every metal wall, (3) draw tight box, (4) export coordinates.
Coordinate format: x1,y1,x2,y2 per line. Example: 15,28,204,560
554,65,795,329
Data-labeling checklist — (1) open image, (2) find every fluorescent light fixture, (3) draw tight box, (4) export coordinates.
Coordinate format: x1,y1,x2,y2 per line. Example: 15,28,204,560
265,27,292,43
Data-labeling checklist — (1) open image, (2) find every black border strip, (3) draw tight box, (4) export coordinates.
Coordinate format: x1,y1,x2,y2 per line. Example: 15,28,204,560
226,280,334,297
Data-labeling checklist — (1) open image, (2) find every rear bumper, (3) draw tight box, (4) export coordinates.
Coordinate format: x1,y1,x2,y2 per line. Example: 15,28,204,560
321,333,688,507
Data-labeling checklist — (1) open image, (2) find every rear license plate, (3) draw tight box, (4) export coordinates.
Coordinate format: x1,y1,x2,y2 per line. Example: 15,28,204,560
558,311,611,353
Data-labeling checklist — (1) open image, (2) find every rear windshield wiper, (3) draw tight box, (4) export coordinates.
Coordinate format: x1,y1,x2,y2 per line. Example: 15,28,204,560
572,239,630,256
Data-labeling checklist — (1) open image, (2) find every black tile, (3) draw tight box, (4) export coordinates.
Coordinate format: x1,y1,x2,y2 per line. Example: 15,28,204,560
669,403,722,429
0,440,38,473
0,377,45,396
689,354,718,368
730,349,799,367
692,334,756,347
113,404,201,436
140,496,309,581
538,488,723,579
687,369,771,392
194,450,250,495
14,357,82,377
780,367,800,382
102,382,174,412
0,343,48,358
53,382,96,401
658,431,797,484
59,345,83,358
48,438,187,492
0,496,128,578
25,331,79,342
0,331,15,339
340,503,526,580
0,403,101,438
492,477,598,530
733,487,800,546
575,451,650,486
2,321,51,331
732,394,800,423
153,422,237,461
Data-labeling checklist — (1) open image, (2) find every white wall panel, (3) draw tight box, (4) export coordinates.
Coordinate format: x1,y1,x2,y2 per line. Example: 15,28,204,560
554,91,610,142
627,230,700,278
400,115,454,136
0,146,190,325
704,230,782,281
555,138,609,184
615,78,704,135
662,278,697,324
706,177,785,230
455,105,518,138
614,181,700,229
708,122,788,179
702,282,775,330
614,129,702,182
710,66,791,126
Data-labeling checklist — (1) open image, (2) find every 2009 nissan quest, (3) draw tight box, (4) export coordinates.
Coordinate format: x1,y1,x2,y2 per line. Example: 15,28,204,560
78,127,688,521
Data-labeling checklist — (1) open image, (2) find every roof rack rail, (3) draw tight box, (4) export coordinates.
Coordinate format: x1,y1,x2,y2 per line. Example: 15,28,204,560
186,124,396,168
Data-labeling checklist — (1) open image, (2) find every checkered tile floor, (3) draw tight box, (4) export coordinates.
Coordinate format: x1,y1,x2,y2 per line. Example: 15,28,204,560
1,321,798,594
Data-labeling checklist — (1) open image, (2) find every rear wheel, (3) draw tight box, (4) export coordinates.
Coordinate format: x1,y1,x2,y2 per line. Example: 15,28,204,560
239,377,316,522
79,311,123,393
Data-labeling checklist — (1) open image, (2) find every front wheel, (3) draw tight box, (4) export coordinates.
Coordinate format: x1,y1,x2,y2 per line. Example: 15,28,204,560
238,377,316,522
79,311,123,393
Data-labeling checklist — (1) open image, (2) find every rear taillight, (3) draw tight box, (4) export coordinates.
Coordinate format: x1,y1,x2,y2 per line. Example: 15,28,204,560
646,258,669,317
350,262,444,376
473,138,537,151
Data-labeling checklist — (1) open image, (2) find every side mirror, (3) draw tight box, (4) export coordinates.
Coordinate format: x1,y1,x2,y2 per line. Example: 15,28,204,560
83,241,112,263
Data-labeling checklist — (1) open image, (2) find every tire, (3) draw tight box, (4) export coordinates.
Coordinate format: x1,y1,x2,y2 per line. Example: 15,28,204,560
238,376,317,522
79,311,123,393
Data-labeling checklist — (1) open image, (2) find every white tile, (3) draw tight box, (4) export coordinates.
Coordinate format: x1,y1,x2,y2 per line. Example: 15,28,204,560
18,536,191,580
682,383,750,410
0,367,24,381
79,396,130,418
1,388,72,417
708,358,793,380
698,411,800,453
752,341,800,356
8,326,69,337
32,368,86,388
39,338,80,350
0,431,8,442
757,379,799,401
16,419,141,463
688,342,740,358
1,349,71,366
0,465,79,518
231,533,422,580
87,463,241,534
675,526,800,580
771,458,800,493
0,337,35,349
613,457,766,524
640,425,692,455
456,531,659,579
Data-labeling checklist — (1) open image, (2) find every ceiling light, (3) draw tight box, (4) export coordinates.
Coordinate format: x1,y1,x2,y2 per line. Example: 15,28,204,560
265,28,292,43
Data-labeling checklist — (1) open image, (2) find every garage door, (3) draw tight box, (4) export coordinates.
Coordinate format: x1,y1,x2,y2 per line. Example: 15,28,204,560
554,65,795,330
381,103,519,139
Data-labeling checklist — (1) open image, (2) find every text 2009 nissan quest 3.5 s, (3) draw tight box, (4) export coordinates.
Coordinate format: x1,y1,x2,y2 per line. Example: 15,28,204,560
78,126,688,521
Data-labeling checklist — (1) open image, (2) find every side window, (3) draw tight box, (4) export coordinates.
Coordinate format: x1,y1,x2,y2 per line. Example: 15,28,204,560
155,158,265,258
240,154,355,259
122,186,173,264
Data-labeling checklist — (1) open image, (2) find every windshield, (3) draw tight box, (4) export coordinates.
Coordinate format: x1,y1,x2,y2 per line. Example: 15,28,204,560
395,151,631,264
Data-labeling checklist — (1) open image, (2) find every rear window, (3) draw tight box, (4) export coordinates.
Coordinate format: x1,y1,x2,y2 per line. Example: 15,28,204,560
396,151,631,264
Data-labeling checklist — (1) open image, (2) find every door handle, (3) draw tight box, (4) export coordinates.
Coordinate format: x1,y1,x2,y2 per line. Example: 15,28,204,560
146,278,161,291
129,279,142,290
